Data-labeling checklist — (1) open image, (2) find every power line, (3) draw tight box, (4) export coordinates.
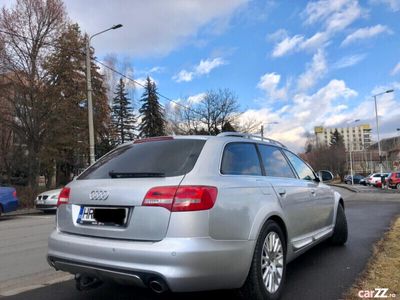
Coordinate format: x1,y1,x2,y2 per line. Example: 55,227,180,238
0,28,202,115
93,58,202,115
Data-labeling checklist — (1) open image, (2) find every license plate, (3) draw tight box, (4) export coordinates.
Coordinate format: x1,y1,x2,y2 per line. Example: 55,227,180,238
77,206,129,227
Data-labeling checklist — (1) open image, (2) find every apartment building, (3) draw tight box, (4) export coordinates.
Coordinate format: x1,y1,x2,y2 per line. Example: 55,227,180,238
314,124,372,151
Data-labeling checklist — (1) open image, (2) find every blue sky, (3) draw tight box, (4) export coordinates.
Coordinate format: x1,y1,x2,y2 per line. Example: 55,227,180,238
3,0,399,150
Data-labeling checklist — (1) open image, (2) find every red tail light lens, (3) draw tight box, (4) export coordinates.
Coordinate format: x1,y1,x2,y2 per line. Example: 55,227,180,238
57,187,70,207
143,186,217,212
142,186,177,210
12,190,17,198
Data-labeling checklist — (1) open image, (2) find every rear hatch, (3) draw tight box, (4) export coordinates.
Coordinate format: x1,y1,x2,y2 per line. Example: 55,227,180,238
57,137,206,241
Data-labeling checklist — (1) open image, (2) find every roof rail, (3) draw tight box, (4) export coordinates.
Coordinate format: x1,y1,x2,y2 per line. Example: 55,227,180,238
217,132,286,148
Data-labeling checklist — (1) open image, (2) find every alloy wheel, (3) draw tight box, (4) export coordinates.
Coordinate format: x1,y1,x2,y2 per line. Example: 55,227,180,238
261,232,284,294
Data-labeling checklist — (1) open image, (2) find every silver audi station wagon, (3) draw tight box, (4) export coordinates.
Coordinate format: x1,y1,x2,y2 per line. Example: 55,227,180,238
47,132,347,299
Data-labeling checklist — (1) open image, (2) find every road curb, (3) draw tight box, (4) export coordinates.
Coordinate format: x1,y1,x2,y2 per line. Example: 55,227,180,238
328,183,359,193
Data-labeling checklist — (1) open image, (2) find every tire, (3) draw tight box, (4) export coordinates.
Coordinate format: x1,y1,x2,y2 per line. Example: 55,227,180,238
0,205,2,217
397,183,400,190
240,220,286,300
330,204,348,245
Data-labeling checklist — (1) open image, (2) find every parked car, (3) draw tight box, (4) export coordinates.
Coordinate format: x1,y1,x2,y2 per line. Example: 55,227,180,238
35,189,62,212
367,173,389,186
0,186,19,216
359,177,368,186
47,133,348,299
372,173,389,188
387,172,400,189
344,174,364,184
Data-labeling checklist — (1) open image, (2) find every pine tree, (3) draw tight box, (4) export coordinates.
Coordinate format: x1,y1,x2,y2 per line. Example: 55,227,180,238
111,78,136,144
329,129,347,181
138,77,165,137
330,129,345,148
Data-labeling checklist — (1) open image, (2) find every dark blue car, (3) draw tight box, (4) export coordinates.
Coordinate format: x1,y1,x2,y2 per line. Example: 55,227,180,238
0,186,19,216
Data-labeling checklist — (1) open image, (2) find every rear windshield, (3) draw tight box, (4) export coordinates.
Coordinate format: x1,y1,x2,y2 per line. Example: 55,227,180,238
78,139,206,179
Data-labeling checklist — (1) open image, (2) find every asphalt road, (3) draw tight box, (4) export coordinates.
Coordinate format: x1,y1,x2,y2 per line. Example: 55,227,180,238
1,188,399,299
0,212,72,297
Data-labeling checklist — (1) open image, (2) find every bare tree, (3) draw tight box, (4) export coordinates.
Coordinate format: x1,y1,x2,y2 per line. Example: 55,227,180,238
234,118,263,134
197,89,239,135
0,0,66,187
165,88,240,135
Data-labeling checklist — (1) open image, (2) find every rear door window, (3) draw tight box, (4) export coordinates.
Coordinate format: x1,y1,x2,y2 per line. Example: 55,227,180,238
258,145,295,178
221,143,262,176
78,139,206,179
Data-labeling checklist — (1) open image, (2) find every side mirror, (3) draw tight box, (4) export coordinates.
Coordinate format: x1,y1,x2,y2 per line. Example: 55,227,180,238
318,170,334,182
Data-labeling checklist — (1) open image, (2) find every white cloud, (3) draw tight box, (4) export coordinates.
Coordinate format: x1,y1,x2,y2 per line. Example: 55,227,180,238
187,93,206,104
257,72,287,100
268,29,288,42
341,24,392,46
303,0,362,33
267,0,364,58
324,1,362,32
241,79,359,151
173,57,226,82
333,53,367,69
62,0,248,57
371,0,400,11
297,49,327,91
271,31,330,57
300,32,331,51
391,62,400,75
195,57,226,75
174,70,194,83
272,35,304,57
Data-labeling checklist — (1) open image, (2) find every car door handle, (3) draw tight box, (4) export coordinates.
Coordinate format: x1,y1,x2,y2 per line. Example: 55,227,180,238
277,188,286,196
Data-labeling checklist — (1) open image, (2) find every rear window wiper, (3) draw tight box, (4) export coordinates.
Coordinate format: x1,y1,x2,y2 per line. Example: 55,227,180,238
108,172,166,178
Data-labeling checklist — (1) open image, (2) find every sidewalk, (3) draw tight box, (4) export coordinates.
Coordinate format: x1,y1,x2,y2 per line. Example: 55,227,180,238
4,208,41,216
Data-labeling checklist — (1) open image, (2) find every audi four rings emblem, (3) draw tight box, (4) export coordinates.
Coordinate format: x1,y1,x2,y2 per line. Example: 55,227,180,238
89,190,109,201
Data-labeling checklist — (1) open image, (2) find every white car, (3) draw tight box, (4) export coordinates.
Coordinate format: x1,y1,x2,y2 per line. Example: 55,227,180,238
367,173,389,186
35,189,61,212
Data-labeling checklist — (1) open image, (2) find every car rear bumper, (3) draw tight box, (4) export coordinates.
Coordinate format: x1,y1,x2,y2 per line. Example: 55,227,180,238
47,230,254,292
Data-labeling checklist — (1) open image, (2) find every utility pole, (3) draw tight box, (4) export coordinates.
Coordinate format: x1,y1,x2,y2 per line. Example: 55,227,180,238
86,24,123,165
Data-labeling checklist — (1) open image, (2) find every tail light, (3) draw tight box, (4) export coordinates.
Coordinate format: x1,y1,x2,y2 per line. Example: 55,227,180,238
12,190,17,198
57,187,71,207
143,186,217,212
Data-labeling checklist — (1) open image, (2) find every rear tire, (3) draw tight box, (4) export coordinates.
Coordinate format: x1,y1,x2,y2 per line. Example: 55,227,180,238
240,220,286,300
330,204,348,245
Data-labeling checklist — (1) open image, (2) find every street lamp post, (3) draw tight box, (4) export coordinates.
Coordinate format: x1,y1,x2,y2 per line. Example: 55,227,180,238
261,122,279,141
86,24,122,165
373,89,394,176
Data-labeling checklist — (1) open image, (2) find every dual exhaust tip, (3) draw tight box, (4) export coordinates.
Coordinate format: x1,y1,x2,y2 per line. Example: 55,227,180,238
75,274,168,294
